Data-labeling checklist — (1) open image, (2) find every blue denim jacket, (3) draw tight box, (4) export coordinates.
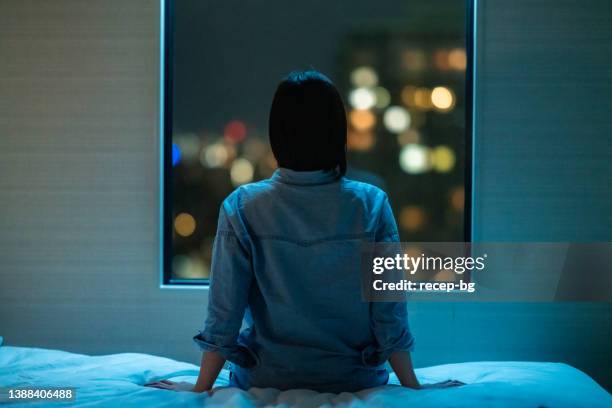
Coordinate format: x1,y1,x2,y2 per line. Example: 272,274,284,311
194,167,415,393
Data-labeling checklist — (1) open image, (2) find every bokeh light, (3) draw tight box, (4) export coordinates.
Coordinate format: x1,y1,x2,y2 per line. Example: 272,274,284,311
374,86,391,109
201,142,229,168
450,186,465,211
399,144,430,174
175,133,201,162
431,86,455,111
434,49,450,70
230,158,254,186
347,130,375,151
400,205,426,231
172,255,208,279
414,87,433,109
224,120,247,142
349,87,377,110
448,48,467,70
174,212,196,237
350,109,376,131
383,106,411,133
350,66,378,87
431,145,456,172
402,49,426,71
397,129,421,146
171,143,181,166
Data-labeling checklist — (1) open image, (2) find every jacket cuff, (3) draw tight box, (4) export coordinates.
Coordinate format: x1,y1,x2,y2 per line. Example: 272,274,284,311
193,332,259,368
361,330,415,367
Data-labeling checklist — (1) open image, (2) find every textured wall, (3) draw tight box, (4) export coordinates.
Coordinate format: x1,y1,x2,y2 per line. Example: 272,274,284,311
0,0,208,362
0,0,610,391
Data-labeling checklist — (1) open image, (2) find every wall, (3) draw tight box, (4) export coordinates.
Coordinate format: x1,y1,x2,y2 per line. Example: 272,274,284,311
0,0,610,390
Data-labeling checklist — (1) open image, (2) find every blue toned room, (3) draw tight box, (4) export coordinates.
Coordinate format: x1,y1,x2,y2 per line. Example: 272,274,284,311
0,1,611,407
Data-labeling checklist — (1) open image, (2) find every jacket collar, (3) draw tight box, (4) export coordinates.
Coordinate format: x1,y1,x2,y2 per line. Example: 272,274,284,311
271,167,341,186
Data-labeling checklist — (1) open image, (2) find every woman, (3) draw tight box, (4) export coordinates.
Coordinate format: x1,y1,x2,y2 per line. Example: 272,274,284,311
147,70,463,393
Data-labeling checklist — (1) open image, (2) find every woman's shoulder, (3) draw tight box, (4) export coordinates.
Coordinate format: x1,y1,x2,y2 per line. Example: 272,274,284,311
340,177,389,203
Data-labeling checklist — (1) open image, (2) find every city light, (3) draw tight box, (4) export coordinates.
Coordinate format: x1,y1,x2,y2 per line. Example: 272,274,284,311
224,120,247,143
171,143,181,166
383,106,411,133
230,158,254,186
349,87,377,110
448,48,467,70
450,187,465,211
350,66,378,87
431,145,456,172
431,86,455,111
201,142,229,168
174,212,197,237
399,144,430,174
350,109,376,131
347,130,375,152
397,129,421,146
400,205,426,231
374,86,391,109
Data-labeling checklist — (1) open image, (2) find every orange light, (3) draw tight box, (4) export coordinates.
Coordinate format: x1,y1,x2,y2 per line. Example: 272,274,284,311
174,213,197,237
350,109,376,131
400,206,426,231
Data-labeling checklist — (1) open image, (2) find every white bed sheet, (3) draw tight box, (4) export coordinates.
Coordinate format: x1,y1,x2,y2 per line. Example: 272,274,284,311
0,342,609,407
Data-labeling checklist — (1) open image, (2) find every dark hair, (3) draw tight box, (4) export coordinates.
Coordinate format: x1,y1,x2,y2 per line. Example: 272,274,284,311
269,70,347,175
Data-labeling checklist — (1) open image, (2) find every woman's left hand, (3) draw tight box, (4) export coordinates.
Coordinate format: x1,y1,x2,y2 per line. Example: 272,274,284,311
144,380,196,392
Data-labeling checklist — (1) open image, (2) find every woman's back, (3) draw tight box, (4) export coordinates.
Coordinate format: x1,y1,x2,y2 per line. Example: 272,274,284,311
195,167,414,393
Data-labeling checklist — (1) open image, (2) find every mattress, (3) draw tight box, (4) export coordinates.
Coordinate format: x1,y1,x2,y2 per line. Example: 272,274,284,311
0,342,609,407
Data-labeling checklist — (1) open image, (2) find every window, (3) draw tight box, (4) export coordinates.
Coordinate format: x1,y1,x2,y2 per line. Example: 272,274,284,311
161,0,475,286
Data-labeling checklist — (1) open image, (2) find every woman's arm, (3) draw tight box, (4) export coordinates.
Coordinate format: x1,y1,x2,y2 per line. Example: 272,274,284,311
389,351,465,389
144,351,226,393
388,351,420,388
193,351,226,392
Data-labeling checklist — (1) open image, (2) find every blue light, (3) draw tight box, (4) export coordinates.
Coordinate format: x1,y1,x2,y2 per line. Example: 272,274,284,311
172,143,181,166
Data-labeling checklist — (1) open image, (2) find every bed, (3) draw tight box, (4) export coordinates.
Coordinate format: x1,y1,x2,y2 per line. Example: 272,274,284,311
0,338,609,407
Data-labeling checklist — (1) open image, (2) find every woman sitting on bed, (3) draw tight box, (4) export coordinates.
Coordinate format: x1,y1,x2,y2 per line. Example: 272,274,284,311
147,70,463,393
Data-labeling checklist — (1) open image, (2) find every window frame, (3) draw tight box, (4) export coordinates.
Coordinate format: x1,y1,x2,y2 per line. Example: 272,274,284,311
159,0,476,288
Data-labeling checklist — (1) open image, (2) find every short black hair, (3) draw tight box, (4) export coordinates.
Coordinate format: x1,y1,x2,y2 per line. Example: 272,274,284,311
269,70,347,175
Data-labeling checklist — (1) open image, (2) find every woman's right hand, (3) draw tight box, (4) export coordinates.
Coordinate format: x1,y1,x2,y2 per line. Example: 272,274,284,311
418,379,465,389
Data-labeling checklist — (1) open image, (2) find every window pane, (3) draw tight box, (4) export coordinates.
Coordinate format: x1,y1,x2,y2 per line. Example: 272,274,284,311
167,0,469,283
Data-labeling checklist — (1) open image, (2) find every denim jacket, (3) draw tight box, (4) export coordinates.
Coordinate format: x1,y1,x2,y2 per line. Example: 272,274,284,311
193,167,415,393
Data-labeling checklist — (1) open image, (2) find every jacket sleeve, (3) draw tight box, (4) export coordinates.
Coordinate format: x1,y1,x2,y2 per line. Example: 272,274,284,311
362,193,415,367
193,195,257,368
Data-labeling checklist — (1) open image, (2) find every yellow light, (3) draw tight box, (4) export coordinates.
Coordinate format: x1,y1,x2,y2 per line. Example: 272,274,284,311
230,158,254,186
350,66,378,87
350,109,376,131
448,48,467,70
414,87,433,109
174,213,196,237
201,142,229,168
401,86,417,107
431,86,455,111
347,130,375,152
431,145,456,172
400,206,426,232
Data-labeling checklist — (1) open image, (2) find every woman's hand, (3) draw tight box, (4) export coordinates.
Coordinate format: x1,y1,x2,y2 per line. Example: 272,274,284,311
418,379,465,389
145,380,197,392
